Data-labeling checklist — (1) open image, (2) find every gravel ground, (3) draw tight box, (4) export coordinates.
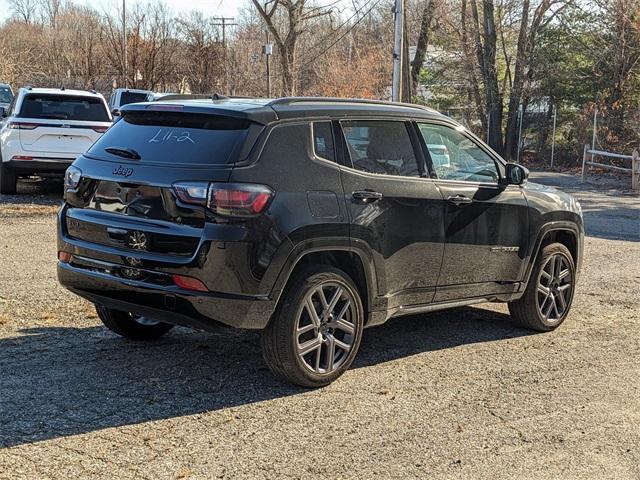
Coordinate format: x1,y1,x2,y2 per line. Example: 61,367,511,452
0,172,638,479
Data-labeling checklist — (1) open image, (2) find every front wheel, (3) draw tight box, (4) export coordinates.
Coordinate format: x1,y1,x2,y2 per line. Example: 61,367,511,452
261,265,364,388
509,243,576,331
95,305,174,340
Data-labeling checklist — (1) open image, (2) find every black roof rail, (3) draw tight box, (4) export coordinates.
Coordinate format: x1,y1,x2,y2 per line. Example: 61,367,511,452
267,97,436,112
154,93,231,102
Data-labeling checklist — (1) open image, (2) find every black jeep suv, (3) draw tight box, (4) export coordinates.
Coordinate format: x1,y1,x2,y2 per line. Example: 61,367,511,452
57,97,584,387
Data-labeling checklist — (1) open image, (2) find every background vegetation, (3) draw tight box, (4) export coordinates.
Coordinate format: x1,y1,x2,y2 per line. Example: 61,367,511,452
1,0,639,164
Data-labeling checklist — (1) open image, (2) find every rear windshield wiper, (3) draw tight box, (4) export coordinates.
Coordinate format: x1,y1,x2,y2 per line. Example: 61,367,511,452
105,146,141,160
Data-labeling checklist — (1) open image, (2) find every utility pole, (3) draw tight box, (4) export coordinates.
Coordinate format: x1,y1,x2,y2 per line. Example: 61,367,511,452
516,104,524,163
264,33,273,97
262,0,275,98
122,0,127,88
212,17,237,94
550,104,557,168
591,104,598,164
391,0,404,102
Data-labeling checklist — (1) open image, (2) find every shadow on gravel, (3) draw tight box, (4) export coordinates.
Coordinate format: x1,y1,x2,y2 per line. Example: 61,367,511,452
0,178,63,206
0,306,531,448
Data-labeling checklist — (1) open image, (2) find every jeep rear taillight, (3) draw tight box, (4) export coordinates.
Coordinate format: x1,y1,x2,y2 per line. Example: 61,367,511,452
209,183,273,217
173,182,274,218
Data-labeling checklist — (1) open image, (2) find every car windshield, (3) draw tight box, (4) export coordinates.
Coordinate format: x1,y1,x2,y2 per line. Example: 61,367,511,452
18,93,110,122
0,87,13,104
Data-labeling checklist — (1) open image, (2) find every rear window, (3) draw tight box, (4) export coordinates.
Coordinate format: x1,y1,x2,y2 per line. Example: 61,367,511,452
120,91,150,106
0,87,12,104
87,111,252,165
18,94,109,122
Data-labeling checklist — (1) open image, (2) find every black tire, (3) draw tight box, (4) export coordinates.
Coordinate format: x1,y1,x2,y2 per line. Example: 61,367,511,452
0,162,17,195
509,243,576,331
95,305,174,340
261,265,365,388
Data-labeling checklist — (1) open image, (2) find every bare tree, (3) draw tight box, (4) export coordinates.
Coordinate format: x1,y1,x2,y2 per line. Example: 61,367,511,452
470,0,503,153
7,0,39,24
251,0,334,95
177,12,225,93
410,0,438,96
503,0,571,161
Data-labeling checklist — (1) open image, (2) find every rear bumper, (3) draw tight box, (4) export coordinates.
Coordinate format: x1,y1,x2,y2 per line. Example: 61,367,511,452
6,157,73,175
57,260,276,330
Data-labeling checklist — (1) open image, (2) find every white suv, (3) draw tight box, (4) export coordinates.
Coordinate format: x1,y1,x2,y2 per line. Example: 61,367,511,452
0,87,112,194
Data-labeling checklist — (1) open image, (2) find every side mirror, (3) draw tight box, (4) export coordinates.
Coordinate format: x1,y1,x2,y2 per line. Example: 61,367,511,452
111,108,120,117
504,163,529,186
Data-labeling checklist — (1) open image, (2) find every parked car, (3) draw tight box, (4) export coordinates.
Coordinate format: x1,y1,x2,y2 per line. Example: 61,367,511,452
57,97,584,387
108,88,153,115
0,83,14,115
422,129,451,169
0,87,112,194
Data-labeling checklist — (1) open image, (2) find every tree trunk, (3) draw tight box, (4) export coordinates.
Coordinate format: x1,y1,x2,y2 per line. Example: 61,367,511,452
460,0,486,134
410,0,436,97
504,0,530,162
472,0,503,154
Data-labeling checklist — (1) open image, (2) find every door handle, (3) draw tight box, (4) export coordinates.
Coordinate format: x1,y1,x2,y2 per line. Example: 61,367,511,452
447,194,473,206
352,190,383,204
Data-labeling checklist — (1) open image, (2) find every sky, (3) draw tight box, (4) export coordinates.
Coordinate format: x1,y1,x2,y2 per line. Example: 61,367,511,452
0,0,246,21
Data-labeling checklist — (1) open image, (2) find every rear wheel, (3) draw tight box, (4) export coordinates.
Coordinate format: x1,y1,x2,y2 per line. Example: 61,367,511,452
95,305,174,340
509,243,576,331
261,265,364,388
0,162,17,195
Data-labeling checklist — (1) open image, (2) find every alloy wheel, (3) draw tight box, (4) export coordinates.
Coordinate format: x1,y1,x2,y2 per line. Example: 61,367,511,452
295,282,358,375
536,253,573,323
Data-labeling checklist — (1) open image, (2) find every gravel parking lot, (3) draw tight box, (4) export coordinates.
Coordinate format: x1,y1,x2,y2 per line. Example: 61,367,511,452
0,172,638,479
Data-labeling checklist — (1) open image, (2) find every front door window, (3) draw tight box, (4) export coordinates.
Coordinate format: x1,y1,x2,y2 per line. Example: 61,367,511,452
418,123,499,183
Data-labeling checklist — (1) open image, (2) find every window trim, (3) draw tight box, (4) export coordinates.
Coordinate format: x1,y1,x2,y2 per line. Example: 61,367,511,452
337,118,427,180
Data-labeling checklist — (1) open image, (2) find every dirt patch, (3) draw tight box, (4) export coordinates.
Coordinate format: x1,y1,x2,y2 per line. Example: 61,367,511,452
0,203,60,218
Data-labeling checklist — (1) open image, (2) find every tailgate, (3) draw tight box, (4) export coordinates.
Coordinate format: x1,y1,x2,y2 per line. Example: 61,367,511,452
19,124,103,155
63,157,232,257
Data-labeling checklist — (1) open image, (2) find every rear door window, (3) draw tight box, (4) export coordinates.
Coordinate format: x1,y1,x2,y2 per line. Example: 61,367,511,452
341,120,422,177
87,111,252,165
18,94,110,122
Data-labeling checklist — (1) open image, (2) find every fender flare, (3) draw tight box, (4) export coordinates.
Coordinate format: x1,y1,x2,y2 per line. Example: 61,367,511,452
269,237,379,314
522,221,583,288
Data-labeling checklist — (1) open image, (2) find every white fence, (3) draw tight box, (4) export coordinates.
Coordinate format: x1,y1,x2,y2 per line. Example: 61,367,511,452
581,145,640,191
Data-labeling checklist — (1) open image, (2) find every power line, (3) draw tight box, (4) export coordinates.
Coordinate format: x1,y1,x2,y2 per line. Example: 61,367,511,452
300,0,383,70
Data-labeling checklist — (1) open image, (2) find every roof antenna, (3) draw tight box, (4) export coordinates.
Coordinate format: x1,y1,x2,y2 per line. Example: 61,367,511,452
211,93,228,101
60,86,65,91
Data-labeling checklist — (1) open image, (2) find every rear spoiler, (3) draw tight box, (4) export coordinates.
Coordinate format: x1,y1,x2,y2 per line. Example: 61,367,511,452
121,101,277,125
